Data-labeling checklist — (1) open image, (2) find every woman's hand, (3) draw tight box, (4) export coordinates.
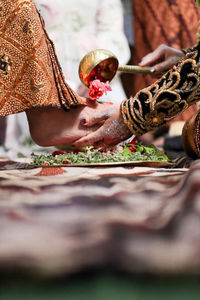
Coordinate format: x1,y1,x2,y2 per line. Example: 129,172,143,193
73,104,132,148
139,44,184,74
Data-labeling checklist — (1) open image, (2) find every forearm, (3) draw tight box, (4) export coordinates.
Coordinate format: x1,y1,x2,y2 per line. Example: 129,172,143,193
121,43,200,136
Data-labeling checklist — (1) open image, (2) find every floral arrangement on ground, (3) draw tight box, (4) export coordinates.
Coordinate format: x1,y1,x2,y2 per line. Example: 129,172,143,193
31,138,169,167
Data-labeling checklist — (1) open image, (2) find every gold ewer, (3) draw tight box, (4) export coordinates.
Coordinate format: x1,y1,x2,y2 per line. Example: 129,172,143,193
79,49,151,87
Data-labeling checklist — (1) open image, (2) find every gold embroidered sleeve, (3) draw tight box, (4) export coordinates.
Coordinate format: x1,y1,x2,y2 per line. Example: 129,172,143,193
121,44,200,136
0,0,84,117
182,44,199,55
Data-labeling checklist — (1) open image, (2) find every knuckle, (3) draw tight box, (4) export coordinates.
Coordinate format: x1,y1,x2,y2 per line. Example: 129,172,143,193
159,44,165,49
158,44,167,52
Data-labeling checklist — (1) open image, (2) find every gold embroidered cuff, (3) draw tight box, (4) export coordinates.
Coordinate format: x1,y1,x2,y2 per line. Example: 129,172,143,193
120,99,144,136
120,100,134,134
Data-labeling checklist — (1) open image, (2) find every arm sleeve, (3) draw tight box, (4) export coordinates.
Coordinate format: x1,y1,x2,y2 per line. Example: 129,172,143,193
182,44,200,55
0,0,84,117
121,43,200,135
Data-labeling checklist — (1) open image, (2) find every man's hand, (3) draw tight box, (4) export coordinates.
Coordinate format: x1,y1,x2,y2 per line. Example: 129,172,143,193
139,44,184,74
73,104,132,148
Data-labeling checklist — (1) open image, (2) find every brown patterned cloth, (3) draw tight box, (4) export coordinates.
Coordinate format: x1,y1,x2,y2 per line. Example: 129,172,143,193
132,0,200,122
1,158,200,276
0,0,84,117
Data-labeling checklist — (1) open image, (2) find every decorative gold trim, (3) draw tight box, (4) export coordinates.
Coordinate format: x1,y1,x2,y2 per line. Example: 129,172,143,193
120,100,136,135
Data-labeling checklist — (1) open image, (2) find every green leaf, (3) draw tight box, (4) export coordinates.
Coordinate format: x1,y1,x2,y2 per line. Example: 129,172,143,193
143,145,154,154
123,145,131,155
146,144,168,161
135,145,145,153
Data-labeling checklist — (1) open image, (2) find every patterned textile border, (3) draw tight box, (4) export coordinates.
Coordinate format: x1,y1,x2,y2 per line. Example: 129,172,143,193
0,158,200,276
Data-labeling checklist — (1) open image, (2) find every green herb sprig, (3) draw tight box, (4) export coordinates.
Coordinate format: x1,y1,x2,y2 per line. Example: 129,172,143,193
31,144,169,167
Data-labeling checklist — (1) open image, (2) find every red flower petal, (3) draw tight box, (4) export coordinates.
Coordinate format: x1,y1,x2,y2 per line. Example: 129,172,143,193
129,146,136,153
129,136,138,145
52,151,65,157
88,79,112,100
73,150,80,154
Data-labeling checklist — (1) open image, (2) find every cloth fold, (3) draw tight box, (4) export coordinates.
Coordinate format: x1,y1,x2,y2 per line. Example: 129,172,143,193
0,0,84,117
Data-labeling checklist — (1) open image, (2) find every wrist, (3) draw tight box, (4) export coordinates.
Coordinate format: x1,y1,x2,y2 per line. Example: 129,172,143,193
120,99,138,136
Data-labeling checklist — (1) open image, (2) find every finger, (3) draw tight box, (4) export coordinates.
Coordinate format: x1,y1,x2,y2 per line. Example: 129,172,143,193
139,48,164,67
139,53,156,66
94,136,119,149
148,69,163,78
84,115,108,127
153,57,175,73
73,127,104,146
140,44,170,67
84,107,115,127
93,140,106,149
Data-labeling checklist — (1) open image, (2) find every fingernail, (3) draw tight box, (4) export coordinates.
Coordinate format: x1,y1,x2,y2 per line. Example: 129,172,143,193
80,119,86,125
150,68,155,73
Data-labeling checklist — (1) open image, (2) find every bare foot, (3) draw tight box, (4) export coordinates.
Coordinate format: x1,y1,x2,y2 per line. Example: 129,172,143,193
26,103,115,147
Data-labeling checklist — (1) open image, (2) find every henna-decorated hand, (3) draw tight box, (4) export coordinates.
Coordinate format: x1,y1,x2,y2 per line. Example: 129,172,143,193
73,104,132,149
139,44,184,74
